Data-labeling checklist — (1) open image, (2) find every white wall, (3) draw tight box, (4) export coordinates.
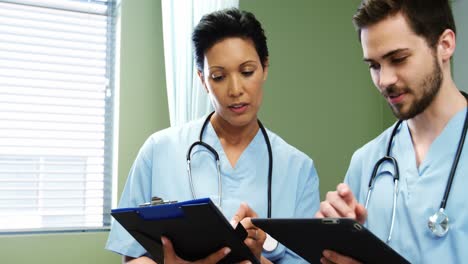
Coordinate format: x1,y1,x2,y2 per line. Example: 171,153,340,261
453,0,467,92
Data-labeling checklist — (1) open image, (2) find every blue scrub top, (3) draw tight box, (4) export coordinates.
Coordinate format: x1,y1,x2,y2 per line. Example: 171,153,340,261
345,107,468,263
106,115,320,263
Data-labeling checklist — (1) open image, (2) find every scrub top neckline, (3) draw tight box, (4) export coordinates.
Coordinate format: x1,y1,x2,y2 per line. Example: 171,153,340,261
206,122,264,171
401,106,468,175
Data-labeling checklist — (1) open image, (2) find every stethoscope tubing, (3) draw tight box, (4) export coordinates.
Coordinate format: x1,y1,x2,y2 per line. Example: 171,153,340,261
186,112,273,218
367,91,468,240
440,101,468,209
186,140,222,207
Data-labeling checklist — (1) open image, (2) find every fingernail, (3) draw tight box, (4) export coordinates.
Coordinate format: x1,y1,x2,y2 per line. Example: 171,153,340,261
339,185,348,193
161,236,166,245
323,250,331,258
224,247,231,255
230,220,238,228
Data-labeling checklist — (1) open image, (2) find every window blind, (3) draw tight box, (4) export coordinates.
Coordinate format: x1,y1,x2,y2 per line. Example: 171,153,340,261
0,0,117,233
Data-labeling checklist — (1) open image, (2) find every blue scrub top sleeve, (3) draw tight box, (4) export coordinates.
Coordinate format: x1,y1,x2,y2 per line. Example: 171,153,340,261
105,137,156,257
295,159,320,217
344,148,365,198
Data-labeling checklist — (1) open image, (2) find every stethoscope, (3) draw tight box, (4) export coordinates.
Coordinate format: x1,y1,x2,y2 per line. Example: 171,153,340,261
186,111,273,218
365,91,468,242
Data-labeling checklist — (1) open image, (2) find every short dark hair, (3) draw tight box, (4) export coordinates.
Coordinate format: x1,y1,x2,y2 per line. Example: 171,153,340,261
352,0,456,47
192,8,269,71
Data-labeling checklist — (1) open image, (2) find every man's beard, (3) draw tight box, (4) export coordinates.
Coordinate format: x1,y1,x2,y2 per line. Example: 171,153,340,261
388,57,443,120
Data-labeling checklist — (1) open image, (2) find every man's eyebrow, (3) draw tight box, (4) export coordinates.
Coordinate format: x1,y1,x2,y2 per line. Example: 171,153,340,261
381,48,410,59
363,48,410,62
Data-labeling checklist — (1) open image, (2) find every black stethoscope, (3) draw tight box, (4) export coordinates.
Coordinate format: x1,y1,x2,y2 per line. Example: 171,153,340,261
186,111,273,218
365,91,468,242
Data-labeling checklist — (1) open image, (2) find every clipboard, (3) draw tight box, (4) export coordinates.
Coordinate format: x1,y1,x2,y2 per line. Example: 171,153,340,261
111,198,259,264
252,218,410,264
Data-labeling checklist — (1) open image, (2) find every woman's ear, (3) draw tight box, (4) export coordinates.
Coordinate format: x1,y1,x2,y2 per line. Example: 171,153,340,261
262,58,270,81
197,70,209,93
437,29,456,62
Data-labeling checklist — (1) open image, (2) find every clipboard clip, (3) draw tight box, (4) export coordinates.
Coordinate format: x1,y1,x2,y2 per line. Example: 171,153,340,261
139,196,178,207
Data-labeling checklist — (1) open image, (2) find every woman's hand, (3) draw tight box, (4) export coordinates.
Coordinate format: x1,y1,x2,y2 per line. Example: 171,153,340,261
231,203,266,261
123,255,158,264
320,250,362,264
162,236,231,264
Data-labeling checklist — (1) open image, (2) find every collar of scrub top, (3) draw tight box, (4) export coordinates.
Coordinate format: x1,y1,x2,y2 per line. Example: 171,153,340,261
365,91,468,242
186,111,274,218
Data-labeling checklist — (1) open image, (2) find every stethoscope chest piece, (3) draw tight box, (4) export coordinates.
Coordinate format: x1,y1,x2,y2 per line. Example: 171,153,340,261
371,92,468,240
428,208,449,237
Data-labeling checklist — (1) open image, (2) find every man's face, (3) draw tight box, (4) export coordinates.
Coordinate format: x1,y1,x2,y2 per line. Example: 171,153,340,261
361,13,443,120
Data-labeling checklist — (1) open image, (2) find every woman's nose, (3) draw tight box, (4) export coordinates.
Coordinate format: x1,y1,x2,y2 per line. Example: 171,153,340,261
228,75,243,97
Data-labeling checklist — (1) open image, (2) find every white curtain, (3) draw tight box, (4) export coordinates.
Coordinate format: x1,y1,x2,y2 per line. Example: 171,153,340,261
161,0,239,127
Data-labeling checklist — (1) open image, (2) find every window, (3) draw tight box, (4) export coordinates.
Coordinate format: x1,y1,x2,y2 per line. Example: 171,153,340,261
0,0,117,233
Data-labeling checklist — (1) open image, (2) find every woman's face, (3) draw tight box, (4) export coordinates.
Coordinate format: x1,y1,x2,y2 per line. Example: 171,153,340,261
199,37,268,128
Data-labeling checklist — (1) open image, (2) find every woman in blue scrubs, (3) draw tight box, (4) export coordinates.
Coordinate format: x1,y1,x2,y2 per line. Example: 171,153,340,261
106,8,319,264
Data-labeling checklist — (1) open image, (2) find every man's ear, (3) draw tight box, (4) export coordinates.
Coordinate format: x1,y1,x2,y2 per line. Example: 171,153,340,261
437,29,456,62
197,70,209,93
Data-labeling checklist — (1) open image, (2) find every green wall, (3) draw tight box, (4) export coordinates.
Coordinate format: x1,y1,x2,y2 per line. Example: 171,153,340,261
116,0,169,199
453,0,468,93
0,0,394,263
240,0,394,195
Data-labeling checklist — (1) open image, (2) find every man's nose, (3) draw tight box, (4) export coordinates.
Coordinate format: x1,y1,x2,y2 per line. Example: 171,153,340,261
378,66,398,89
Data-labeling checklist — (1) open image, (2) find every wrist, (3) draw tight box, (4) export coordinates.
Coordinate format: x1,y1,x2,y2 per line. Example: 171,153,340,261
260,256,273,264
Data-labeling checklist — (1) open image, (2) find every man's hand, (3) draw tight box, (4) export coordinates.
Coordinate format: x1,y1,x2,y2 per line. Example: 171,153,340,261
315,183,367,224
315,183,366,264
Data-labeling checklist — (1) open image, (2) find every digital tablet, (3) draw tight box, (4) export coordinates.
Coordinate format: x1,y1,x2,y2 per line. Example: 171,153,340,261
252,218,409,264
112,198,259,264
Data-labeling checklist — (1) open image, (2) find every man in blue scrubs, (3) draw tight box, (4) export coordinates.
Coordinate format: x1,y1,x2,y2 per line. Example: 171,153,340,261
317,0,468,263
106,9,318,264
